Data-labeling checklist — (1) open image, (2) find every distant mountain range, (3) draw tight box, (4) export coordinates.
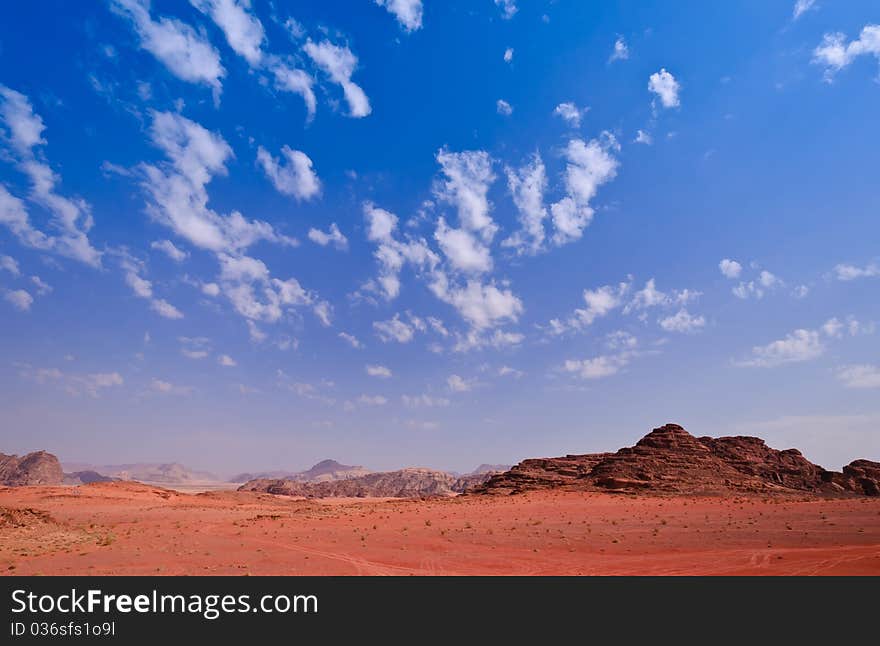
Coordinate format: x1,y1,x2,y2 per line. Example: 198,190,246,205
239,467,497,498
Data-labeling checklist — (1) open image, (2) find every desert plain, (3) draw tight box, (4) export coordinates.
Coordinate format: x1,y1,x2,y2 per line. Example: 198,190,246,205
2,482,879,576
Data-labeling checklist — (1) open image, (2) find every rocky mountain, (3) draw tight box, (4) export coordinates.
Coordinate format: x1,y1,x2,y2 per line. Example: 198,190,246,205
239,467,492,498
62,462,219,484
0,451,64,486
474,424,880,497
470,464,512,475
230,459,370,484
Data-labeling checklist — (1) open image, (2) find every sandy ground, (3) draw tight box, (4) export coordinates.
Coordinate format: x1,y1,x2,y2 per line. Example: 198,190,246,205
1,482,878,576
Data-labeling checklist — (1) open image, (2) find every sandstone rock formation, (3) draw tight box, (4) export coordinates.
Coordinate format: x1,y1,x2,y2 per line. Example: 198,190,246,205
240,467,492,498
0,451,63,486
474,424,880,497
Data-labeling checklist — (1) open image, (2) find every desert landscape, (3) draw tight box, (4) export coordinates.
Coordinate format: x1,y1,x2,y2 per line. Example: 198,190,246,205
2,424,878,576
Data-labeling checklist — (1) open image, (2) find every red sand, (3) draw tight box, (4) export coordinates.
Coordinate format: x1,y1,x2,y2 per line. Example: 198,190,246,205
1,482,879,575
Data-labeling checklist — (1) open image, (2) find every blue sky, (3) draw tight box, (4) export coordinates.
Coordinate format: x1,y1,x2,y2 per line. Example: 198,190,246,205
0,0,878,475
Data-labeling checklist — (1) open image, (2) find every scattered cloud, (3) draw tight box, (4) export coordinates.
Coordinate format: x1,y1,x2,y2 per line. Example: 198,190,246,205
553,102,585,128
0,85,101,266
366,364,392,378
504,47,514,63
609,36,629,63
256,145,321,201
634,129,652,145
659,308,706,333
496,99,513,116
833,261,879,281
4,288,33,311
813,25,880,81
338,332,362,348
308,223,348,250
793,0,817,20
446,374,473,392
0,255,20,275
151,239,188,262
494,0,517,20
218,354,237,367
719,258,742,279
550,134,620,245
109,0,225,102
836,364,880,389
375,0,423,32
648,68,681,108
304,39,371,117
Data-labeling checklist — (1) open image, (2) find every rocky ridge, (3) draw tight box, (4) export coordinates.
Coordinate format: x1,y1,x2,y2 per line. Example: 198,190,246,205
474,424,880,497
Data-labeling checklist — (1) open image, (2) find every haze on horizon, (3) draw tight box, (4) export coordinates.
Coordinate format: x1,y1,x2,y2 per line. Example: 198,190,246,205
1,1,879,475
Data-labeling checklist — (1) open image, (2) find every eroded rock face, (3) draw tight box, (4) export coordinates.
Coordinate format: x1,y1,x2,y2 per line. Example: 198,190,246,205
0,451,64,486
473,424,879,497
239,468,493,498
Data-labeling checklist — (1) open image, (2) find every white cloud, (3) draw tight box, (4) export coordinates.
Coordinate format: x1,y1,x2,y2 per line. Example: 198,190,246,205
374,313,416,343
553,102,585,128
119,254,184,319
0,86,101,267
836,365,880,389
792,284,809,299
793,0,817,20
624,278,698,313
546,281,630,336
494,0,517,19
504,47,514,63
338,332,362,348
366,364,392,378
357,394,387,406
648,68,681,108
303,39,371,117
550,135,619,245
737,328,824,368
434,149,497,241
732,270,782,300
190,0,265,67
0,255,19,275
659,308,706,333
201,282,220,296
833,261,879,281
813,25,880,80
634,129,653,145
375,0,423,32
151,378,191,395
361,201,439,300
435,219,493,273
30,276,52,296
498,365,524,378
402,393,450,408
256,145,321,201
447,374,473,392
4,289,33,311
719,258,742,279
564,352,632,380
110,0,225,102
609,36,629,63
218,354,237,366
503,153,548,254
496,99,513,116
429,274,523,330
308,223,348,249
270,62,317,120
151,239,188,262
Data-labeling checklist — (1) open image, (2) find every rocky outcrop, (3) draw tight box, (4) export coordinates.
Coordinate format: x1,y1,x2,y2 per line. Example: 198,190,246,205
474,424,879,497
230,459,370,484
0,451,64,486
240,467,493,498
